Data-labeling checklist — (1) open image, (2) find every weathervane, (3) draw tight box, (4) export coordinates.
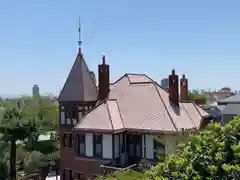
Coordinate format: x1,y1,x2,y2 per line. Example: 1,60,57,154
77,16,82,50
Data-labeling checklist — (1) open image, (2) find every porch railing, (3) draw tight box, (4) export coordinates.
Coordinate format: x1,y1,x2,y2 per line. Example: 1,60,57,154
100,164,137,175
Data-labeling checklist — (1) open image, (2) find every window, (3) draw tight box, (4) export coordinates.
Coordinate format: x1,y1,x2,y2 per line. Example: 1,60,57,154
63,134,73,148
60,111,65,124
75,172,85,180
77,134,85,156
63,134,68,147
71,110,77,119
69,134,72,148
66,108,77,119
63,169,73,180
153,139,165,160
93,134,102,158
72,119,77,125
67,118,71,125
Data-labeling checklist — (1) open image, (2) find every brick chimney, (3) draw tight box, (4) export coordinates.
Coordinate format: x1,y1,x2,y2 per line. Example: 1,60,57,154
98,55,110,100
180,74,189,102
168,69,179,105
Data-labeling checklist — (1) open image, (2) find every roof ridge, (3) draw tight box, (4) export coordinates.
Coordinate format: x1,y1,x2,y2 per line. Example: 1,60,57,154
154,81,169,94
126,73,146,76
80,53,84,101
105,101,114,131
114,100,125,128
181,103,197,127
192,102,206,129
153,82,178,131
110,74,128,85
193,102,203,116
58,52,81,101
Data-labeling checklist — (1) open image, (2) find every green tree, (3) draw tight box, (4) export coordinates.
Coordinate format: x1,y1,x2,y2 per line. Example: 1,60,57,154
0,101,37,180
0,96,59,180
188,91,206,104
0,143,9,180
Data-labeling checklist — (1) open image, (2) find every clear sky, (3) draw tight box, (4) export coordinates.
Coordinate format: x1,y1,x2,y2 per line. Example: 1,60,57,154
0,0,240,96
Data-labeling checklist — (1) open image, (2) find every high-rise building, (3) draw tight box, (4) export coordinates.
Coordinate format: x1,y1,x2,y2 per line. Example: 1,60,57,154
32,84,40,97
161,78,169,89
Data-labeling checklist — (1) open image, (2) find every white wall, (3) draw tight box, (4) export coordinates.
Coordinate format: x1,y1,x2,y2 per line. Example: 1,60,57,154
145,134,154,159
85,133,93,157
60,111,65,124
78,108,83,123
114,135,120,158
60,106,65,124
103,135,112,159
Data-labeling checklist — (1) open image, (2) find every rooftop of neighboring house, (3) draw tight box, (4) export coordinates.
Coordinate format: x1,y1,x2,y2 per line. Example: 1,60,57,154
204,88,235,103
58,49,209,134
218,93,240,104
215,93,240,116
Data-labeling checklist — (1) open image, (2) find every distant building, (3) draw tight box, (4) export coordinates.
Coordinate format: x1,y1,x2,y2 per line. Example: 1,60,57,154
32,84,40,97
161,78,169,89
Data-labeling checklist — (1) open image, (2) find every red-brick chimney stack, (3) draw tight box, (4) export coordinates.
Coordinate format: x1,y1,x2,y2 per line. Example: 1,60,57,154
180,74,189,102
98,55,110,100
168,69,179,105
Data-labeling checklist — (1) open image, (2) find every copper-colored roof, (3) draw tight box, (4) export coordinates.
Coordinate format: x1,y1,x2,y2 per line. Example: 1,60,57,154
74,73,209,133
58,50,98,102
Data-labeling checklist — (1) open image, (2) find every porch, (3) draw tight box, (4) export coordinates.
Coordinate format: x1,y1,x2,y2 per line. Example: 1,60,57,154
99,132,162,175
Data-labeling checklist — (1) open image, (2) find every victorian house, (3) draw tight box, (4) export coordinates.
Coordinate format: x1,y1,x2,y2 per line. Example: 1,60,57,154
58,49,210,180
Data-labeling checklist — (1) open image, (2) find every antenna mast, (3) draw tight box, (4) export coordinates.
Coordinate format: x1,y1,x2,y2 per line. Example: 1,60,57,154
77,16,82,50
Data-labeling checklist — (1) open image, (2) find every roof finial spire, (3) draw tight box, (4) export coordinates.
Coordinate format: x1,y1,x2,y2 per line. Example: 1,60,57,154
77,16,82,51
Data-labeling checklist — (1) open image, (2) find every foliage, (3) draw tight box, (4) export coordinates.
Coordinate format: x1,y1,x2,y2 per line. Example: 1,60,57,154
0,143,9,180
0,160,9,180
104,116,240,179
0,96,59,180
96,170,147,180
188,91,206,104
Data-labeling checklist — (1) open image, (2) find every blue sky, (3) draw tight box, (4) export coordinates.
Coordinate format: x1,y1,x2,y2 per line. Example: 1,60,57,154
0,0,240,96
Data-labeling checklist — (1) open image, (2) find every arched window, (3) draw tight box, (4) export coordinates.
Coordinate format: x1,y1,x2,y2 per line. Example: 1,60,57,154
153,139,165,160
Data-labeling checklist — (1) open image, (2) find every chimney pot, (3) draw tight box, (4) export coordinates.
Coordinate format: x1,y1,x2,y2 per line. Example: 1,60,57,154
182,74,185,79
102,55,106,65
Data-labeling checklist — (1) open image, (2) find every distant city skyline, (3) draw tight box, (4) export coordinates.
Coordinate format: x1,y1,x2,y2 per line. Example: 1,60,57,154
1,1,240,94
